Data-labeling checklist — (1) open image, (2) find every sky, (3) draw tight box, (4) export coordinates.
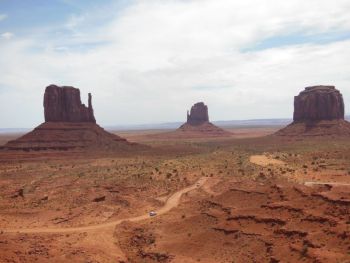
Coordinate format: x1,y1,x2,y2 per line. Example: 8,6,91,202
0,0,350,128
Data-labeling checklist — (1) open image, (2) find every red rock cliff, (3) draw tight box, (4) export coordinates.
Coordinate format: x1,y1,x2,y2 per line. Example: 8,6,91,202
293,86,344,122
44,85,96,123
187,102,209,125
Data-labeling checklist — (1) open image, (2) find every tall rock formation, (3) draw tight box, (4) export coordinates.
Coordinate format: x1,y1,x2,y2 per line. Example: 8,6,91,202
187,102,209,125
276,85,350,137
2,85,140,151
44,85,96,123
176,102,231,137
293,86,344,122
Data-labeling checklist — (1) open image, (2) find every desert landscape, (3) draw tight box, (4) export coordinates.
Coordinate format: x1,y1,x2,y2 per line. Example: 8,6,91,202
1,1,350,262
0,85,349,263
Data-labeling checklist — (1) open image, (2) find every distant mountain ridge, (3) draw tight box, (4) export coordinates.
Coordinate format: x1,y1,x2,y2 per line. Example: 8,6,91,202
1,116,349,133
106,118,294,130
104,115,350,130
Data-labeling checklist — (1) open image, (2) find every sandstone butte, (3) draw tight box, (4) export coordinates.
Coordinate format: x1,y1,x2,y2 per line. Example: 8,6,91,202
276,85,350,136
2,85,137,151
177,102,231,137
186,102,209,125
44,84,96,123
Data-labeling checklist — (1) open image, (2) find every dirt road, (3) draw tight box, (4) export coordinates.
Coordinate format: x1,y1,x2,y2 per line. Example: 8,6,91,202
3,177,208,234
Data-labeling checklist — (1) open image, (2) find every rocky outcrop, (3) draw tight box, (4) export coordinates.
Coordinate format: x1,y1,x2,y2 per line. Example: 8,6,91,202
44,85,96,123
293,86,344,122
276,85,350,137
187,102,209,125
1,85,142,151
175,102,231,137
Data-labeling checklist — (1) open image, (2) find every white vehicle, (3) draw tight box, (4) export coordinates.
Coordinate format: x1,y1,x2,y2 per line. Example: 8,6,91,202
149,211,157,217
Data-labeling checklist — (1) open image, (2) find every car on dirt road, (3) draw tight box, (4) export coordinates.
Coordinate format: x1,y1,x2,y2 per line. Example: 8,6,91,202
149,211,157,217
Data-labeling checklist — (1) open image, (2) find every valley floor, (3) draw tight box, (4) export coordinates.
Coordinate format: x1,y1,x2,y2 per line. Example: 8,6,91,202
0,127,349,262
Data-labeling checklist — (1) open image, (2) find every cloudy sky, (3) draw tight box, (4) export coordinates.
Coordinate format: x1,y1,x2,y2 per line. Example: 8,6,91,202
0,0,350,128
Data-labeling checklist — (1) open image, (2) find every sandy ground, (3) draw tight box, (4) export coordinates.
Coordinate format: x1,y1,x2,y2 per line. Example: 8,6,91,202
3,177,207,234
0,127,349,262
249,154,285,166
114,126,281,143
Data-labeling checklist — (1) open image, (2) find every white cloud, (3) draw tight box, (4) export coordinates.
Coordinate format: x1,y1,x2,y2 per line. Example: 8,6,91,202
0,0,350,127
1,32,14,40
65,14,86,31
0,14,7,21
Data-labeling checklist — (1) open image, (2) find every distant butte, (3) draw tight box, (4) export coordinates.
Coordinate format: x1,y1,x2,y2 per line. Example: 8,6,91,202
2,85,139,151
186,102,209,125
276,85,350,137
177,102,231,137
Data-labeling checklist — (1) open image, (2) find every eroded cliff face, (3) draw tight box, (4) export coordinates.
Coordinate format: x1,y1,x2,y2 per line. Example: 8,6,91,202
1,85,142,151
187,102,209,125
174,102,231,137
293,86,344,122
44,85,96,123
276,85,350,137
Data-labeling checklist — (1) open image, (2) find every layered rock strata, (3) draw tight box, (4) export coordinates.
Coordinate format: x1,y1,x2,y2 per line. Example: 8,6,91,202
44,85,96,123
276,85,350,137
293,86,344,122
2,85,136,151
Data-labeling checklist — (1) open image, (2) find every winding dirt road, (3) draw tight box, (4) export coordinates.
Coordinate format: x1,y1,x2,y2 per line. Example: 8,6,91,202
2,177,207,234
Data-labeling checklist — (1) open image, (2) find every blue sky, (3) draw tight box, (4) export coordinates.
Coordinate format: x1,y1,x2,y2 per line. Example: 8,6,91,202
0,0,131,49
243,31,350,52
0,0,127,27
0,0,350,127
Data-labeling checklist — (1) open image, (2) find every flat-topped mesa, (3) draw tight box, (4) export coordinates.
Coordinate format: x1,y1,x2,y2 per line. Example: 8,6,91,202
293,85,345,122
275,85,350,137
187,102,209,125
44,85,96,123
